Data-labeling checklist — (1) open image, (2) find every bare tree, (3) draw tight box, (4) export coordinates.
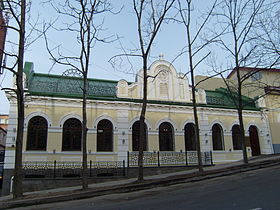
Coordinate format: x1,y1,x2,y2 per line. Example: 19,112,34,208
44,0,115,190
175,0,218,172
134,0,175,182
110,0,175,182
0,0,27,198
254,1,280,68
210,0,265,164
1,0,52,198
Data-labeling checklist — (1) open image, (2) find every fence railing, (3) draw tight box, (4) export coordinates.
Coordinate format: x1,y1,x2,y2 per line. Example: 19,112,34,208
22,160,126,178
20,151,213,179
127,151,213,167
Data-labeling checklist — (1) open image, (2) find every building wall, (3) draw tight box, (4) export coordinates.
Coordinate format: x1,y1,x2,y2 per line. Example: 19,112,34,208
2,96,269,166
195,75,227,91
264,94,280,153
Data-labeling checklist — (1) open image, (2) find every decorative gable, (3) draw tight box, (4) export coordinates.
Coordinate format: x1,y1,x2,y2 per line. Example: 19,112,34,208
117,59,193,103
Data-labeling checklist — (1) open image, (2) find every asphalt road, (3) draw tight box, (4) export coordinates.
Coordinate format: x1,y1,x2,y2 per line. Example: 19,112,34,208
13,165,280,210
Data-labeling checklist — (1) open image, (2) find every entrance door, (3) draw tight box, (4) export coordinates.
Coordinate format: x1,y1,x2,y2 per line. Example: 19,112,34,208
184,123,196,151
249,126,261,156
159,122,174,151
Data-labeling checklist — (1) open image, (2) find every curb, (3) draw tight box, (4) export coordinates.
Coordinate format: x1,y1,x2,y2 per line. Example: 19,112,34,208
1,158,280,209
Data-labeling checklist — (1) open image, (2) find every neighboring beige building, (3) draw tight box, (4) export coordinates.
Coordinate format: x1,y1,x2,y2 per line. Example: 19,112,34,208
197,67,280,153
2,60,274,195
227,67,280,153
0,114,8,130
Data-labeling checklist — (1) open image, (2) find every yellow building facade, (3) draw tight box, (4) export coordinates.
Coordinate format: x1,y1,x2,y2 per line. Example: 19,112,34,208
2,60,275,195
4,60,274,164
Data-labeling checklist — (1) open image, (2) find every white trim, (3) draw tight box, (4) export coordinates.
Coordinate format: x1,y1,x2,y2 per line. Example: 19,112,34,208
155,118,178,131
149,60,178,77
209,120,226,133
128,117,152,130
230,121,240,131
92,152,118,155
24,112,52,127
59,113,82,127
180,119,195,131
23,151,49,154
24,97,262,118
245,122,261,133
92,114,117,130
57,151,82,155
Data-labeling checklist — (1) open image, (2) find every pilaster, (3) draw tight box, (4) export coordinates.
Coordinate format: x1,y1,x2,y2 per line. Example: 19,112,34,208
117,110,129,162
199,110,211,152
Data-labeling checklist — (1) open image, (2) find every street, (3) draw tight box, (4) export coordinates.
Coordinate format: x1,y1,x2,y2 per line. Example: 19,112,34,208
13,165,280,210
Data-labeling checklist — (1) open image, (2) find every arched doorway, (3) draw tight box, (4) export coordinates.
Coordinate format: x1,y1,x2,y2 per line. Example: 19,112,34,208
212,123,224,150
97,119,113,152
249,125,261,156
232,124,242,150
62,118,82,151
185,123,196,151
132,121,148,151
26,116,48,151
159,122,174,151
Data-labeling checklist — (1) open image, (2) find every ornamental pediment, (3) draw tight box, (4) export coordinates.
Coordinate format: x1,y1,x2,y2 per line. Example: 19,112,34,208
117,59,199,103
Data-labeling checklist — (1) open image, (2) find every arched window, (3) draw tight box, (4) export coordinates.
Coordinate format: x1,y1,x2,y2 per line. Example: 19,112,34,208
62,118,82,151
26,116,48,150
132,121,147,151
185,123,196,151
159,122,174,151
249,125,261,156
97,119,113,152
212,123,224,150
232,124,242,150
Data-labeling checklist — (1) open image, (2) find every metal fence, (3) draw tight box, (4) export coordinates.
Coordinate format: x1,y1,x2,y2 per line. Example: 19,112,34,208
127,151,213,167
20,151,212,178
22,160,126,178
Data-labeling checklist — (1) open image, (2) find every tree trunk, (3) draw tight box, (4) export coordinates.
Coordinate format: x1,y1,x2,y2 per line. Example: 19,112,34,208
13,0,26,199
238,108,248,164
82,76,88,189
13,84,24,198
187,18,203,173
138,56,148,182
236,66,248,164
190,75,203,173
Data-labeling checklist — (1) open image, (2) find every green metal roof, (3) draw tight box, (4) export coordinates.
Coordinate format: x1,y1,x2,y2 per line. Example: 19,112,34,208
205,88,257,110
24,62,118,98
24,62,258,111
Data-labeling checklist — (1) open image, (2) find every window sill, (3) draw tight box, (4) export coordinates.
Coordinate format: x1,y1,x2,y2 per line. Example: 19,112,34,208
24,151,48,154
92,152,117,155
56,151,82,155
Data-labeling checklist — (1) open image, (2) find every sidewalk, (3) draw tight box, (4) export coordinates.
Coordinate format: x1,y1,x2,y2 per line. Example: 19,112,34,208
1,154,280,209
